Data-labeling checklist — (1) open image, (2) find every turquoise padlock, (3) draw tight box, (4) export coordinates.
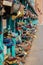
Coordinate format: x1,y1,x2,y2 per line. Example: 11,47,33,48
32,19,38,25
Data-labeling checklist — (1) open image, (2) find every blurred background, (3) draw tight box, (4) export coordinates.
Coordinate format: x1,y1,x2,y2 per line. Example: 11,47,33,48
35,0,43,24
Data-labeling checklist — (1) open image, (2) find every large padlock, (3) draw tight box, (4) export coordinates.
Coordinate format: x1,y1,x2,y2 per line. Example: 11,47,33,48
3,0,13,7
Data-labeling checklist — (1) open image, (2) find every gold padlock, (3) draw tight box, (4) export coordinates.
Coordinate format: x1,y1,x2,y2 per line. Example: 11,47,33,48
12,15,17,20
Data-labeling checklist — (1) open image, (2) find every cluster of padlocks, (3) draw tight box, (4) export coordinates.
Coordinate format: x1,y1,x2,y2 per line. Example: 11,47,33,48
0,0,38,65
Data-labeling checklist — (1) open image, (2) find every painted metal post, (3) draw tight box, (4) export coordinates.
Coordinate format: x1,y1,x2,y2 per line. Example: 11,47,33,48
6,17,11,55
7,47,11,56
0,16,4,65
10,18,16,57
6,17,11,30
10,18,15,32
